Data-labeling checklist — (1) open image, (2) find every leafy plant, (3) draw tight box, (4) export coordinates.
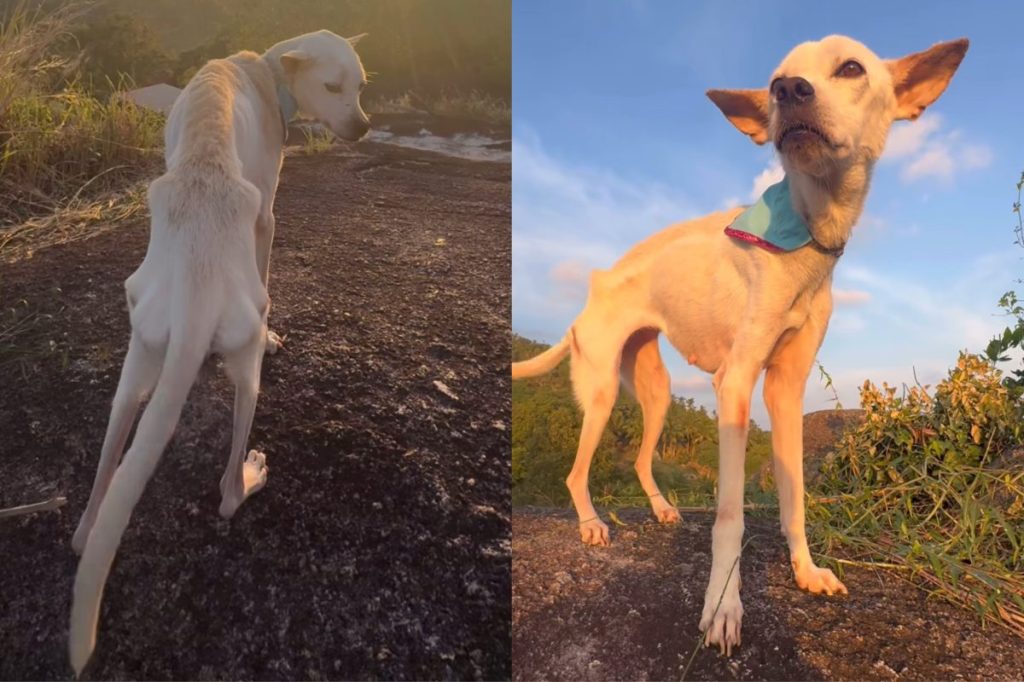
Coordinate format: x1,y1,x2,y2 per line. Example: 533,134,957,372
984,170,1024,393
809,352,1024,635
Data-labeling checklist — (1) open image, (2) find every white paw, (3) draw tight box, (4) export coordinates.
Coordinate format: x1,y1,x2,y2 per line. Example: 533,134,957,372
700,586,743,656
265,329,285,355
579,517,610,546
795,563,848,596
652,499,681,524
219,450,269,519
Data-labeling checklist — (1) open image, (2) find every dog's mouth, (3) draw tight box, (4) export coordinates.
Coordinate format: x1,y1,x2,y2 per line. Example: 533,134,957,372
776,122,835,150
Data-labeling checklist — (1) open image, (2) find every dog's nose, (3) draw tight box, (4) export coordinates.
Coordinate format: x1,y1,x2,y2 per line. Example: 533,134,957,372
772,76,815,106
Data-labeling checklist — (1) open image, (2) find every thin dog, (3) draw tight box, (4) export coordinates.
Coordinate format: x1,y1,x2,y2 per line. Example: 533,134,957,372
512,35,968,654
69,30,370,674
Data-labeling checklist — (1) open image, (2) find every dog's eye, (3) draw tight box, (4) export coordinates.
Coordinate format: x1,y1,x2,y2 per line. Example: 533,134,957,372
324,83,343,94
835,60,864,78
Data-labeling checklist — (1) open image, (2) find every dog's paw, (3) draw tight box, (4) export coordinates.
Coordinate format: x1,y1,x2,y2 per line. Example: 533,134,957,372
700,589,743,656
795,563,848,596
265,329,285,355
219,450,269,519
651,498,681,524
579,517,610,546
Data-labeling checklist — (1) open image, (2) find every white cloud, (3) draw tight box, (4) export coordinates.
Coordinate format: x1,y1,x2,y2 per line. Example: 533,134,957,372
881,113,992,185
833,288,871,306
549,259,589,303
901,145,955,183
672,374,712,393
750,159,784,200
883,115,944,160
962,143,994,169
513,130,699,333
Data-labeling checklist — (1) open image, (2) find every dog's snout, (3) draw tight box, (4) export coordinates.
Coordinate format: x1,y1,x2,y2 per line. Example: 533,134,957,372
772,76,815,106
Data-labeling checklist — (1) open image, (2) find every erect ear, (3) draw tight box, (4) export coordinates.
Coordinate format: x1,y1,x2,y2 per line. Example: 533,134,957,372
706,89,770,145
280,49,311,76
887,38,969,121
347,33,368,46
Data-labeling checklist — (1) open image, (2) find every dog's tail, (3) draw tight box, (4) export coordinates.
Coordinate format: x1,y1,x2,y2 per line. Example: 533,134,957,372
512,333,572,379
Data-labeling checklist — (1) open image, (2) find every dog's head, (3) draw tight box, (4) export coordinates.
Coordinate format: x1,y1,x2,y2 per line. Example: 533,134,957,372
278,30,371,141
707,36,968,177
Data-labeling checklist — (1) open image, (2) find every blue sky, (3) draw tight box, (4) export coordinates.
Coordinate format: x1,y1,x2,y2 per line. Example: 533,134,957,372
512,1,1024,426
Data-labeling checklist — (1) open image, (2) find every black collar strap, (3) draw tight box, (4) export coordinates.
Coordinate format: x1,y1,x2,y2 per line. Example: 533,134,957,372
807,236,846,258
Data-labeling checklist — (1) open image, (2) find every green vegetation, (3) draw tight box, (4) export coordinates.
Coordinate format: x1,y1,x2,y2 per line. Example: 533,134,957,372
984,170,1024,393
511,334,773,508
0,1,163,239
808,354,1024,635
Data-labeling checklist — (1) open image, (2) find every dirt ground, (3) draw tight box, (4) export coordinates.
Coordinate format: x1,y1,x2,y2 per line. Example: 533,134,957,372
512,508,1024,681
0,140,510,680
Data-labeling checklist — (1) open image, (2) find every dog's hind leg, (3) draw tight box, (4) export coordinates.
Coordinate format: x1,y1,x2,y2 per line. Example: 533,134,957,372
72,335,162,554
566,333,620,546
764,322,847,597
218,328,269,519
620,329,680,524
255,209,284,355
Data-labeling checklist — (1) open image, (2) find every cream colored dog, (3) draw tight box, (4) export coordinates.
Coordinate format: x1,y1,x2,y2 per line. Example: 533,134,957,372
69,30,369,675
512,35,968,654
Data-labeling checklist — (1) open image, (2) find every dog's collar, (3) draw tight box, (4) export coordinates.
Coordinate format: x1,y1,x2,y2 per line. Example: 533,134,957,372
725,176,845,258
276,83,298,132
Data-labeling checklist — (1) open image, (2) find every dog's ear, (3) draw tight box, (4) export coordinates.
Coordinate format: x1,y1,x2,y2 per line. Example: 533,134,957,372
280,50,311,76
887,38,969,121
706,89,770,145
347,33,368,46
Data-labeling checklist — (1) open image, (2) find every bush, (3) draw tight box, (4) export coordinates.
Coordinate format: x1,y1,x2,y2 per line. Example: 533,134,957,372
809,352,1024,635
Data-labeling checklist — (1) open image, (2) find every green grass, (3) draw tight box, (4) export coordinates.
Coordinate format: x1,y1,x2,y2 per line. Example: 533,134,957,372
0,1,164,239
300,126,334,155
808,353,1024,636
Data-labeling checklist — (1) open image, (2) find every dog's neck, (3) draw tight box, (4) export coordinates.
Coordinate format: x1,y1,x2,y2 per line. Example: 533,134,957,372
786,160,873,255
260,48,300,132
275,83,298,124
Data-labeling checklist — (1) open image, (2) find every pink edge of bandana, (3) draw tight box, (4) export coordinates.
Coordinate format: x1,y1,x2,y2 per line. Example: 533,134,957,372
724,226,786,254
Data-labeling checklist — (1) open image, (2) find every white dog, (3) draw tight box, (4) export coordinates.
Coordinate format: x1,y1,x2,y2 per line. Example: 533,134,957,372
512,36,967,654
69,30,369,675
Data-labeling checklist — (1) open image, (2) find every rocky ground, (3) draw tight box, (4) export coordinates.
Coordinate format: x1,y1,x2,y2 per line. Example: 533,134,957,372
0,139,510,680
512,506,1024,681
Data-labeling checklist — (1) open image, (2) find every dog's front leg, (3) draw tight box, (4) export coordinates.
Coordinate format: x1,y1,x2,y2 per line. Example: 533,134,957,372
764,325,847,597
255,210,284,354
700,361,758,655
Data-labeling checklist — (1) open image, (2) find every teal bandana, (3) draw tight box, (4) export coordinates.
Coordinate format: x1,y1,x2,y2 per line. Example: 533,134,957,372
724,176,812,253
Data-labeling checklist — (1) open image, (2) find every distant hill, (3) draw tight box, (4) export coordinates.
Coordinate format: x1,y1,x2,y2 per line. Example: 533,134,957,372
511,334,773,507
